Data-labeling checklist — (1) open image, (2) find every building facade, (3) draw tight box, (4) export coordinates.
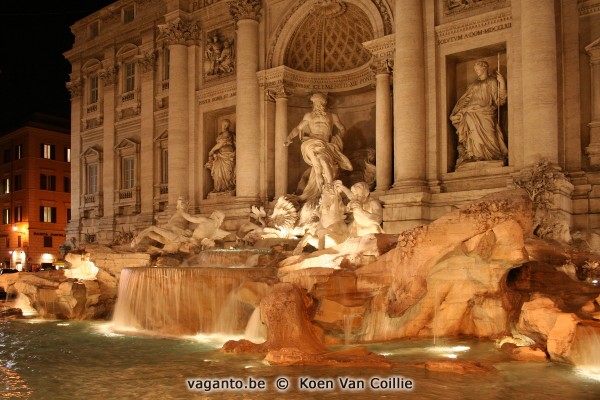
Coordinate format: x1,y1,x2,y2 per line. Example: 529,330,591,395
0,115,71,270
65,0,600,244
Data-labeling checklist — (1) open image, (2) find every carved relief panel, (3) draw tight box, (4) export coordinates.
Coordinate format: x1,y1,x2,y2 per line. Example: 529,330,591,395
203,27,236,82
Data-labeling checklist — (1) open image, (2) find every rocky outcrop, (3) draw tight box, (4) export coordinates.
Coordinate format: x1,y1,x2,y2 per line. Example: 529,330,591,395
355,190,532,341
222,283,391,367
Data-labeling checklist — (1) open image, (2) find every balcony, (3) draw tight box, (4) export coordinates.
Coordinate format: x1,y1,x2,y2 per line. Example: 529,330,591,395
121,91,135,103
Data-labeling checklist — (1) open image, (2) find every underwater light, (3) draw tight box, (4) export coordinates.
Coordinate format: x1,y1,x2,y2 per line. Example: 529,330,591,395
56,323,70,326
444,353,458,359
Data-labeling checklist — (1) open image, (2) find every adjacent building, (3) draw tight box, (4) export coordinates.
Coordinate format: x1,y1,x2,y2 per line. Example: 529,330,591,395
64,0,600,244
0,115,71,270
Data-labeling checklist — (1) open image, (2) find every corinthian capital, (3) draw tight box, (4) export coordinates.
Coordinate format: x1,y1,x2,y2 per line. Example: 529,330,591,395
66,79,83,99
370,58,393,76
229,0,262,23
158,19,200,46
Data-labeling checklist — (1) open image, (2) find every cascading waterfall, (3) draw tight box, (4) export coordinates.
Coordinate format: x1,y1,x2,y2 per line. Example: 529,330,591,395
112,266,274,336
571,324,600,379
243,307,266,341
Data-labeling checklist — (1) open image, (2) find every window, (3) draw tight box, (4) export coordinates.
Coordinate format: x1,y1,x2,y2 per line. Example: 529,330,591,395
89,75,99,104
122,157,135,189
2,209,10,224
40,174,56,191
14,206,22,222
2,178,9,194
40,206,57,223
67,208,71,222
17,236,21,248
89,21,99,38
163,47,170,80
65,148,71,162
87,164,98,194
44,236,52,248
15,145,22,160
124,62,135,93
161,148,168,184
5,238,8,247
3,149,10,163
14,175,21,191
41,144,55,160
64,177,71,193
123,5,135,23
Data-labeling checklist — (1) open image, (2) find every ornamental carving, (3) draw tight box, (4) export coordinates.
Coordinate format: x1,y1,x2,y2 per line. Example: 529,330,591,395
204,29,235,78
265,84,290,101
66,79,83,98
158,19,200,45
370,58,393,76
138,51,156,73
444,0,505,15
99,67,118,86
285,2,373,73
229,0,262,23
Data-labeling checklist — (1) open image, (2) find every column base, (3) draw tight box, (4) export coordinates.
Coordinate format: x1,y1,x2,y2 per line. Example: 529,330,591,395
586,141,600,169
379,190,432,234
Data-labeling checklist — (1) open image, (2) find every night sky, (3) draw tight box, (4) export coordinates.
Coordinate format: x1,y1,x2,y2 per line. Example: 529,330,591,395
0,1,116,133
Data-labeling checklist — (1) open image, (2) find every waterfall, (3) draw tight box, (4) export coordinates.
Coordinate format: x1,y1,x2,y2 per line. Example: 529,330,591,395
572,324,600,376
243,307,266,341
112,267,274,336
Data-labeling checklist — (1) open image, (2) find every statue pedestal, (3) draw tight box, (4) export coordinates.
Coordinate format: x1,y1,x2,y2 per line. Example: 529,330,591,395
207,190,235,200
455,160,505,172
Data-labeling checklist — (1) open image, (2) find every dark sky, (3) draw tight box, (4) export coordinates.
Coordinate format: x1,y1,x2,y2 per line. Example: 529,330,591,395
0,1,116,131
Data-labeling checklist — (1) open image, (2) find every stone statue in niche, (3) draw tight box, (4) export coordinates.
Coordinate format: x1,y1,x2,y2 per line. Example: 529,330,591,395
205,32,235,76
450,60,507,170
284,92,353,201
335,181,383,237
205,119,236,194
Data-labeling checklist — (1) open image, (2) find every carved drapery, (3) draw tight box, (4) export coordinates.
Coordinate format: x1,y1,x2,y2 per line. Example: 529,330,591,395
158,19,200,46
229,0,262,22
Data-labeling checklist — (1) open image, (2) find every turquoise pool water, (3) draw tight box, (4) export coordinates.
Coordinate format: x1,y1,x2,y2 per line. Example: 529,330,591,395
1,319,599,399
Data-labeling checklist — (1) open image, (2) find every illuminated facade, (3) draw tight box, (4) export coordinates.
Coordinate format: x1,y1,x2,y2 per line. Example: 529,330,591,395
65,0,600,244
0,115,71,270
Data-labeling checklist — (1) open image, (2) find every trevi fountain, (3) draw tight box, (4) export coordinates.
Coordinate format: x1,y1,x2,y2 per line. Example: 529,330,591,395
3,0,600,398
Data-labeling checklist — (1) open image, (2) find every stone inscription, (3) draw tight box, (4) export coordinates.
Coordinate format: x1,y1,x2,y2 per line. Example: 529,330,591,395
438,22,511,45
199,90,236,105
192,0,224,11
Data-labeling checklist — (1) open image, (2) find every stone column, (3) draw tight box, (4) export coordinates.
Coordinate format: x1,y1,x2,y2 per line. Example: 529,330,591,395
98,64,117,239
393,0,426,190
521,0,558,164
159,19,199,208
65,77,82,240
585,43,600,167
230,0,262,199
372,59,393,191
270,85,289,198
138,50,156,219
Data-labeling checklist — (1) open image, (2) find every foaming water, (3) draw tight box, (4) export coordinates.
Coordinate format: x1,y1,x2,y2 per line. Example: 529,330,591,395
112,267,274,336
571,324,600,382
2,320,600,399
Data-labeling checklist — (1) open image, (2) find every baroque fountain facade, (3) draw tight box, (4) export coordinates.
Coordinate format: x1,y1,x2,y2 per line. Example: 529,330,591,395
2,0,600,396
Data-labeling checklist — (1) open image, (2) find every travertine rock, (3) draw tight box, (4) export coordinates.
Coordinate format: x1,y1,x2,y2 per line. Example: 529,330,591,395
356,190,532,341
222,283,390,367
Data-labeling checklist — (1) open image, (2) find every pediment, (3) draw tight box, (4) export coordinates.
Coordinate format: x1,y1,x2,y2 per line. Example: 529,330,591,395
115,138,139,150
585,37,600,57
154,130,168,142
81,146,102,157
